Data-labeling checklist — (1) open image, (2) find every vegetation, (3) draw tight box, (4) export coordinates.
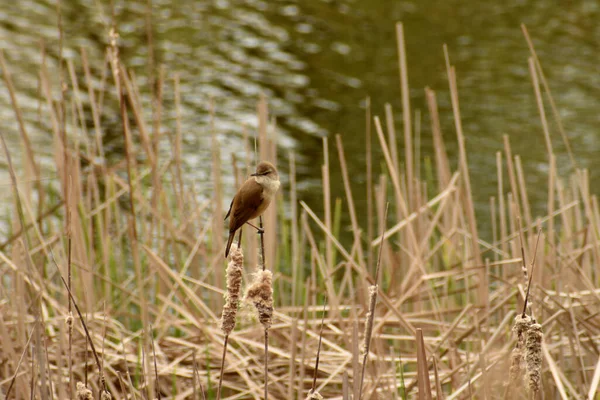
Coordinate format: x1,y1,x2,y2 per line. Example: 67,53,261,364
1,19,599,400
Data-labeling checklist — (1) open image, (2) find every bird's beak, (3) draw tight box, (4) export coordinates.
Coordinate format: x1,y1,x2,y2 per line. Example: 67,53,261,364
250,173,258,176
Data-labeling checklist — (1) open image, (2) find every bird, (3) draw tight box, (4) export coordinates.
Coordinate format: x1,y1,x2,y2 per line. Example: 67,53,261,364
224,161,280,258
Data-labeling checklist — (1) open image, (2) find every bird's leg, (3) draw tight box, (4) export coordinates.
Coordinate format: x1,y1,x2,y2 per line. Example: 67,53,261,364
245,221,264,234
237,227,243,247
258,216,266,271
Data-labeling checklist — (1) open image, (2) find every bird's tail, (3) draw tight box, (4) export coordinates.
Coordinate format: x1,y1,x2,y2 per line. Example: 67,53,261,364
225,231,235,258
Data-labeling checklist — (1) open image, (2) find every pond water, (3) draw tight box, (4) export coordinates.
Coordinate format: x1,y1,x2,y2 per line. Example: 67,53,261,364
1,0,599,234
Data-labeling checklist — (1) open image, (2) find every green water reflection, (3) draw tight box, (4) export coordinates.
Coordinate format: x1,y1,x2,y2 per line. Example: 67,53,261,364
1,0,598,235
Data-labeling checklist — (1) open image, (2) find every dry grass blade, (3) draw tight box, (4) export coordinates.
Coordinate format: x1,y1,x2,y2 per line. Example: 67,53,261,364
306,299,327,399
149,325,161,400
244,215,273,399
522,228,542,317
415,329,432,400
52,254,109,395
5,322,37,398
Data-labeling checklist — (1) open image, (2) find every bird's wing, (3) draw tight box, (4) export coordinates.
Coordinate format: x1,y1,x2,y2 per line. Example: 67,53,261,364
229,180,264,232
224,198,234,221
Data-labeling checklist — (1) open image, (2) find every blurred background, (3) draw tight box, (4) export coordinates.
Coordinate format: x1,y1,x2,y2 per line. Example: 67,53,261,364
0,0,599,232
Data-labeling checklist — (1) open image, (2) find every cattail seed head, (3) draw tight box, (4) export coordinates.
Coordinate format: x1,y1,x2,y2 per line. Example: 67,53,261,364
76,382,94,400
245,269,273,330
509,313,533,389
525,322,543,395
220,244,244,335
509,347,523,385
512,314,532,341
361,284,378,355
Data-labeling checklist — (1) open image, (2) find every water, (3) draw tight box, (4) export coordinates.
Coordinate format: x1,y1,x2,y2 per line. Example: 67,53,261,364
1,0,599,234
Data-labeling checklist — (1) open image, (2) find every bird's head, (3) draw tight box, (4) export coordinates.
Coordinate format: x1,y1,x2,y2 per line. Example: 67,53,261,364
251,161,279,181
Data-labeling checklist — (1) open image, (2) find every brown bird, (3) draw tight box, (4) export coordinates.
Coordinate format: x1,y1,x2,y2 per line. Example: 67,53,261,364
224,161,280,258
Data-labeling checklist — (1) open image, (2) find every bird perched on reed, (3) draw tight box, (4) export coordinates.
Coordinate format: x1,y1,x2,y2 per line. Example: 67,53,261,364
224,161,280,258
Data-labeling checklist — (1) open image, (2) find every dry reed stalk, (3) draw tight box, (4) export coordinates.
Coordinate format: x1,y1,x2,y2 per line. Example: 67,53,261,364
508,225,544,398
149,325,161,400
80,47,106,165
322,137,333,271
351,315,360,399
0,51,40,187
306,300,327,400
373,116,415,247
116,372,127,397
55,260,109,396
432,356,443,400
244,219,274,399
589,355,600,399
192,353,207,400
5,322,37,399
149,66,165,240
256,97,278,270
335,134,364,266
415,328,432,400
528,57,554,158
502,135,521,218
67,175,74,400
521,24,575,169
496,151,509,262
373,116,421,293
414,109,422,184
490,196,498,262
443,45,484,301
209,98,224,309
365,97,374,273
425,88,451,191
301,205,342,321
342,370,350,400
359,204,388,398
1,113,47,400
290,151,300,307
298,279,310,400
396,23,413,211
288,319,298,399
384,103,400,186
515,156,533,229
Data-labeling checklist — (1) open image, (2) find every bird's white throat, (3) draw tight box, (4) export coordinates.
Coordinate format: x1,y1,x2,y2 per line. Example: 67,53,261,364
254,175,280,199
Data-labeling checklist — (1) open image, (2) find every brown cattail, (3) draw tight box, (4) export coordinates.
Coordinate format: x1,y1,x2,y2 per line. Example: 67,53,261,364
245,270,273,330
525,322,543,395
361,284,378,355
513,314,533,339
76,382,94,400
509,347,523,384
509,314,533,388
220,244,244,335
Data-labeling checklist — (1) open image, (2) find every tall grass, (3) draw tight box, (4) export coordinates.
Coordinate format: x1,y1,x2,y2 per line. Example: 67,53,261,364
1,21,599,400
